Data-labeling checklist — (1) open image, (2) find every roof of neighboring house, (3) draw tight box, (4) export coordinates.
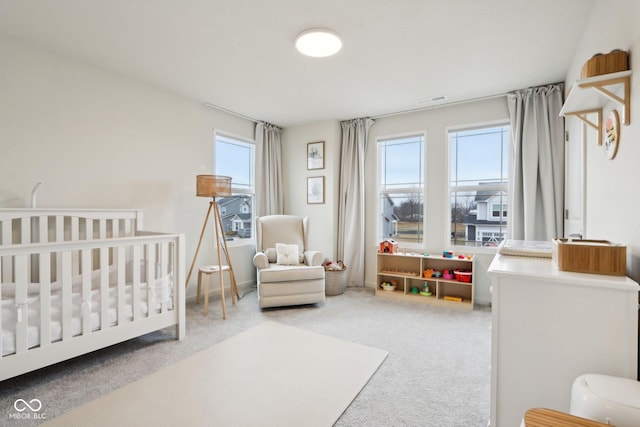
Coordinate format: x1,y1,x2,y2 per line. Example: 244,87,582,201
218,196,251,207
474,190,496,202
473,182,507,202
221,213,251,222
463,213,502,226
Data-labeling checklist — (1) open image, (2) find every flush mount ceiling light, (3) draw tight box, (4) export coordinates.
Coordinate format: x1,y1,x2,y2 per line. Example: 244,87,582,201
295,28,342,57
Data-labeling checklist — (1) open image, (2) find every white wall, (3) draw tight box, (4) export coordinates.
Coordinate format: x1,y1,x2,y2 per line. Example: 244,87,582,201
0,35,257,300
564,0,640,281
281,121,341,260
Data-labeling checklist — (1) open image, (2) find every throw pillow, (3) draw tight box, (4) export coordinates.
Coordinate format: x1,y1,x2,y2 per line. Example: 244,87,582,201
264,247,278,263
276,243,300,265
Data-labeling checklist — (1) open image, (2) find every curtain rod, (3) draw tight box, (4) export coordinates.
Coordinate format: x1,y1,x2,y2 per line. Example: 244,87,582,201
203,102,260,124
204,92,509,127
370,92,508,120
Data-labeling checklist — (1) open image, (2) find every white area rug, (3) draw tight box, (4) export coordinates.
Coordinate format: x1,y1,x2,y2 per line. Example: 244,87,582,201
44,321,388,427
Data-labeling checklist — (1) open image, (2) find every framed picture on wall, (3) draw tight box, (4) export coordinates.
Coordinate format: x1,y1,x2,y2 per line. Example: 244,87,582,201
307,141,325,170
307,176,324,204
603,109,620,160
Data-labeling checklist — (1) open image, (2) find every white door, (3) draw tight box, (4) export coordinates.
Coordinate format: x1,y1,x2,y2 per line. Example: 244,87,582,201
564,117,585,238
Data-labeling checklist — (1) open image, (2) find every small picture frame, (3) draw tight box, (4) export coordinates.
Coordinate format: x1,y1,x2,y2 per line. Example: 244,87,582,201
307,141,325,170
307,176,325,204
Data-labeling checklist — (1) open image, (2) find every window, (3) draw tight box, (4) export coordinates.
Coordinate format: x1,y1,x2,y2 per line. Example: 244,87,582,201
449,124,509,247
377,133,425,247
214,132,255,240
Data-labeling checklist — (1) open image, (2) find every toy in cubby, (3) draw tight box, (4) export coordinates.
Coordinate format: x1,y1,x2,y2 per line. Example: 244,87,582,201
442,269,454,280
420,281,432,297
380,279,398,291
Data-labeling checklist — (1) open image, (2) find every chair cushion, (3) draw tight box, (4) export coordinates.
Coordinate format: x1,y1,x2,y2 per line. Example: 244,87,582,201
259,265,325,283
259,215,305,252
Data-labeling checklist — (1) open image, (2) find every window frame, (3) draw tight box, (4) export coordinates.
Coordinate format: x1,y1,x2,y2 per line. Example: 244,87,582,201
376,131,427,250
446,120,510,252
213,129,256,244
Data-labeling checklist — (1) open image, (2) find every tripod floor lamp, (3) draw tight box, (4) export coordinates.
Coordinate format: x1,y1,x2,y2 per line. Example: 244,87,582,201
185,175,239,318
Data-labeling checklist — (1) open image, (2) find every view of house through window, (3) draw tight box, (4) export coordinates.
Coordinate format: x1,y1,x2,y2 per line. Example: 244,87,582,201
377,133,425,247
214,133,255,240
449,124,509,247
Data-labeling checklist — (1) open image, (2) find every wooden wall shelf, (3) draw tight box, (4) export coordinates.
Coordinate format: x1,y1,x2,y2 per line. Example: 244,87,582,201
560,70,631,143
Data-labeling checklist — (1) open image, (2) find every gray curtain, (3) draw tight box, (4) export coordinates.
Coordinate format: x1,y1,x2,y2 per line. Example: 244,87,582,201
255,121,284,217
337,117,374,287
507,83,565,241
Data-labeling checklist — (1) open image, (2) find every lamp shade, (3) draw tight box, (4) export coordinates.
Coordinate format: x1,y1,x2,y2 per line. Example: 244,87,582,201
196,175,232,198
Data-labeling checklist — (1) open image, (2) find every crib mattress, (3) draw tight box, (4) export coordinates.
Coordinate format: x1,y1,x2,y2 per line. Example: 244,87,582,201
1,278,173,357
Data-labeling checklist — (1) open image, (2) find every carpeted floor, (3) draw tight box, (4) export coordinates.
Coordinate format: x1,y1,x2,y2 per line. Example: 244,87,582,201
0,288,491,427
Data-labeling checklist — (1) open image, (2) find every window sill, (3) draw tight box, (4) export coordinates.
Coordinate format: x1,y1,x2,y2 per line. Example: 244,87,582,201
447,244,499,256
224,238,255,248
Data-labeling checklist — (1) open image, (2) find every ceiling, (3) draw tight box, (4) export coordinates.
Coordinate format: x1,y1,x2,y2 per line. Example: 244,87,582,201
0,0,595,127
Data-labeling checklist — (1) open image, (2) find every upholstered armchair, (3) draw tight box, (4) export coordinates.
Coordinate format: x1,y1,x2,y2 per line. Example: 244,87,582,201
253,215,325,308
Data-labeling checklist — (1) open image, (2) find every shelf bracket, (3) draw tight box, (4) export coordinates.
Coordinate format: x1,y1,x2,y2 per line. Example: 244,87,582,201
564,109,603,144
578,74,631,125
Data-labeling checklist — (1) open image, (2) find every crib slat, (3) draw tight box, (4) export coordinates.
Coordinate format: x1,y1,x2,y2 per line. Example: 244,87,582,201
81,248,92,335
132,245,141,321
100,247,109,330
116,246,125,325
160,242,169,313
15,254,28,354
71,217,80,276
146,243,155,318
61,251,73,341
1,220,11,283
55,216,64,288
39,252,52,347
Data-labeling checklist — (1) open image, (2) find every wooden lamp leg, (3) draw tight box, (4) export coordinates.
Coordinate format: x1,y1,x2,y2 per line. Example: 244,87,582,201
185,201,214,288
212,200,227,319
213,201,240,302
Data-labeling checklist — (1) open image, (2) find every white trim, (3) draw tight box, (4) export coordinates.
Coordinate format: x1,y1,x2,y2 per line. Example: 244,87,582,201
375,131,427,250
445,120,510,251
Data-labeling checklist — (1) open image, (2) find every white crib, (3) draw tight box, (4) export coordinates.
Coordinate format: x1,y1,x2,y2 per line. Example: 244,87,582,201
0,209,185,381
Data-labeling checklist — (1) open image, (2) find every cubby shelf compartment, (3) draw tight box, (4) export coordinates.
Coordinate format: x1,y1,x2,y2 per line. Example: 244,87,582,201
560,70,631,143
376,252,475,311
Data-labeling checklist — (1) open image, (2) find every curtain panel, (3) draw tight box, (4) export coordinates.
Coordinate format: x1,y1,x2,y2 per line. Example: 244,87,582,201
255,121,284,217
507,83,565,241
337,117,374,287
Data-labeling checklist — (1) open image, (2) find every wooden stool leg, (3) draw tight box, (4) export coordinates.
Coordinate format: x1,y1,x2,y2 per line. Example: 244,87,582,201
197,270,203,305
219,269,227,320
203,273,210,316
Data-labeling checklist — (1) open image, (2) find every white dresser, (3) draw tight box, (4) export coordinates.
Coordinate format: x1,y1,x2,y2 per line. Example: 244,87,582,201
488,253,639,427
